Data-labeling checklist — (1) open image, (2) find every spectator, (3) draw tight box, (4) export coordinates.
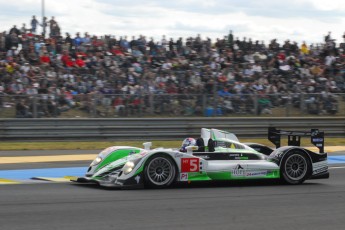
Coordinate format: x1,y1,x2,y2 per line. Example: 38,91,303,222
40,52,51,65
113,96,125,116
0,31,6,51
1,17,345,119
9,25,20,36
42,16,48,37
15,99,33,118
30,16,39,34
20,23,28,34
218,86,232,97
50,22,61,38
74,32,82,47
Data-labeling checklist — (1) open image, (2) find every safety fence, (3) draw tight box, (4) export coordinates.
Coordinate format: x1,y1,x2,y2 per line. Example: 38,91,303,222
0,93,344,119
0,117,344,141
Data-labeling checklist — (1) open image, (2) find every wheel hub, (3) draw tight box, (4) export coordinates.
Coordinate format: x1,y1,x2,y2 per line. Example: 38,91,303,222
156,167,163,174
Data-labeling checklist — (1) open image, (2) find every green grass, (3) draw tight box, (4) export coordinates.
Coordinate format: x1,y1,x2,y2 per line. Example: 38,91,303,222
0,138,344,151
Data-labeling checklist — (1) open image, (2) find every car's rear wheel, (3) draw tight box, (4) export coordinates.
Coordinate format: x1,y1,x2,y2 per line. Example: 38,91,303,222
144,154,176,188
281,151,310,185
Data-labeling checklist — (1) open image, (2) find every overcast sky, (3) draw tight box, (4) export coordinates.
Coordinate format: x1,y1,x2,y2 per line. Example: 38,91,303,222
1,0,345,45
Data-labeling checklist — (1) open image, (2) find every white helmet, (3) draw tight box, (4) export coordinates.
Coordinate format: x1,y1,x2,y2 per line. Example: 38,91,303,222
180,137,196,152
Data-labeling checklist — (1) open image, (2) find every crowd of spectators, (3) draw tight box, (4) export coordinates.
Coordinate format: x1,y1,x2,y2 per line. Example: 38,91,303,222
1,16,345,118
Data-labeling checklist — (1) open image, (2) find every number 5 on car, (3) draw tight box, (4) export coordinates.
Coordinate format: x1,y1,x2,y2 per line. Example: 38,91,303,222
181,158,200,172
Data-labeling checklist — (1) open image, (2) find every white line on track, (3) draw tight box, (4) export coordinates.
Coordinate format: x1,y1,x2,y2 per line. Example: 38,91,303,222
329,166,345,169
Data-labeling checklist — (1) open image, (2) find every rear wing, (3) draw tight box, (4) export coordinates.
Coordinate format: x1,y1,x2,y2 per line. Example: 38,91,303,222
268,127,324,153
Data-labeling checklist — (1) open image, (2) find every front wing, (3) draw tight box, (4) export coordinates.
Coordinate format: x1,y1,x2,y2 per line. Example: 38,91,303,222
72,172,145,189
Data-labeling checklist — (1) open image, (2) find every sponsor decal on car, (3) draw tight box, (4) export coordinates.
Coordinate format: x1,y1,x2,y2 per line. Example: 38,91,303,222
245,170,268,177
116,181,124,186
181,158,200,172
229,154,248,160
198,155,210,159
312,138,323,142
234,157,249,160
231,165,269,178
139,151,148,156
135,175,140,184
129,150,137,155
99,146,118,156
311,130,319,136
180,173,188,181
231,164,245,177
313,167,328,175
312,161,328,175
174,153,184,158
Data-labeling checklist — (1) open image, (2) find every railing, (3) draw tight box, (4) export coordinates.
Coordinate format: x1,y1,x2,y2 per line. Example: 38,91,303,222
0,117,344,140
0,93,344,118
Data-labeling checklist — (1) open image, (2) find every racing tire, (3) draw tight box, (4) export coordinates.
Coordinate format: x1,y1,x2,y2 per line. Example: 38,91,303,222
144,154,177,189
280,150,311,185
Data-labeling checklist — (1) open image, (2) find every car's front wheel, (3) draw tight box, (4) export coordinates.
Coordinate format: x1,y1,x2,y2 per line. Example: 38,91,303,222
144,154,176,188
281,150,311,185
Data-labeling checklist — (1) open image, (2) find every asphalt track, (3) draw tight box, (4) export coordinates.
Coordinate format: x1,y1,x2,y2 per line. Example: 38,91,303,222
0,150,345,230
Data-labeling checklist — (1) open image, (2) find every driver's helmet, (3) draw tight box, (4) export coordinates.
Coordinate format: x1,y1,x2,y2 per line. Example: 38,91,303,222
180,137,196,152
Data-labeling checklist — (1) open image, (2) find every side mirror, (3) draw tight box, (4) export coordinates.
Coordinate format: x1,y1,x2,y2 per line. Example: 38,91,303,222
143,142,152,150
186,146,198,154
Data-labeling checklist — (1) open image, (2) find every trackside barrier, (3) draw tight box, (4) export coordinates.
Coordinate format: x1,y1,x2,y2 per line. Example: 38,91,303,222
0,117,344,141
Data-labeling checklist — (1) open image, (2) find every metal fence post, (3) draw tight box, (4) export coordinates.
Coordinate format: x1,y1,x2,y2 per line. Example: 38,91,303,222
32,95,38,118
300,93,305,115
286,93,291,117
149,94,154,115
202,94,206,116
92,94,97,118
253,94,258,115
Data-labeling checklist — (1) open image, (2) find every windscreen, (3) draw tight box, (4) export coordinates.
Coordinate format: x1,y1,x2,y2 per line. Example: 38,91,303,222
201,128,239,142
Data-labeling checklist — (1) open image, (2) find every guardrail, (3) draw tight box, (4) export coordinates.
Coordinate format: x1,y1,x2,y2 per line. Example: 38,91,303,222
0,117,344,141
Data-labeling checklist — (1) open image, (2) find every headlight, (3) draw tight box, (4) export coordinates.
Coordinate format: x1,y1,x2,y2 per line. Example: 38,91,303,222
122,161,135,175
90,156,102,166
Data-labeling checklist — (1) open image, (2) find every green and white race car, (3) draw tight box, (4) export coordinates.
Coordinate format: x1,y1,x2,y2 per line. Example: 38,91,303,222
73,127,329,188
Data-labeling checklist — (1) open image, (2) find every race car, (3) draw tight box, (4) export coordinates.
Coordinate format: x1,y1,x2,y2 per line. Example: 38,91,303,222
72,127,329,188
